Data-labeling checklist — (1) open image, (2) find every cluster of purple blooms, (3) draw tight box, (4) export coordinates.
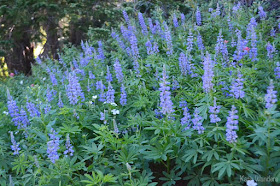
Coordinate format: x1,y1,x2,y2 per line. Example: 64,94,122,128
202,52,214,93
264,81,277,109
230,71,245,99
10,132,20,155
225,106,238,143
67,72,85,105
192,108,204,134
181,107,192,131
275,62,280,79
209,97,221,123
47,128,60,163
64,134,74,157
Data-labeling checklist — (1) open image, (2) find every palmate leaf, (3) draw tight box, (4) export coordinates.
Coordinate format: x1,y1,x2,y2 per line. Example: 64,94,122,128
81,170,117,186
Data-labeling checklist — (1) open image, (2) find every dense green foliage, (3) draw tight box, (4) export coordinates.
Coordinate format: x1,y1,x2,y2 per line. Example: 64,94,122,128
1,0,280,185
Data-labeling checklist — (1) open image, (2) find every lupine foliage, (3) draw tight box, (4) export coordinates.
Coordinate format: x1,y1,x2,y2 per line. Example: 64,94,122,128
0,1,280,185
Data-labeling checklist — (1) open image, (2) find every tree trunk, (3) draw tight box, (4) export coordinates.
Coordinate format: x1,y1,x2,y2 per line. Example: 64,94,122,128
5,29,34,76
41,15,60,60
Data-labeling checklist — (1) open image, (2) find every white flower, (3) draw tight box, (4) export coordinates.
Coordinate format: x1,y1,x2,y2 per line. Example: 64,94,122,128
126,163,131,171
246,180,257,186
88,101,93,104
92,95,98,100
110,102,117,106
42,77,46,81
20,80,23,85
103,101,107,104
3,111,9,115
111,109,119,115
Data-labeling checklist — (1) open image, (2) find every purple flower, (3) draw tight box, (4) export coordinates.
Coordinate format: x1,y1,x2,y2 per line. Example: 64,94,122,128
181,107,192,130
275,62,280,79
106,66,113,82
123,10,131,27
111,31,126,50
196,7,202,26
10,132,20,155
35,57,42,65
179,100,188,108
172,78,180,91
64,134,74,157
225,105,238,143
7,90,21,126
100,112,105,121
197,32,204,51
264,80,277,109
113,119,119,134
181,13,185,25
232,2,241,14
159,65,174,115
47,128,60,163
97,41,105,61
173,13,179,28
18,108,29,129
153,42,159,54
26,100,40,117
266,42,276,59
120,84,127,106
46,86,54,102
192,108,204,134
202,52,214,93
97,81,106,102
209,97,221,123
227,17,233,33
179,53,196,77
248,20,258,61
230,71,245,99
106,83,115,103
148,18,156,34
114,59,124,83
258,6,266,20
146,40,153,55
138,12,148,35
164,23,173,56
233,29,248,62
67,72,85,105
187,30,194,52
88,71,95,80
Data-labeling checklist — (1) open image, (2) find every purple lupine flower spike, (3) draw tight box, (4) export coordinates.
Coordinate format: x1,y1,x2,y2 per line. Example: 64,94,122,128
209,97,221,123
138,12,148,35
164,23,173,56
173,13,179,28
146,40,153,55
275,62,280,79
26,100,40,117
120,84,127,106
187,30,194,52
266,42,275,59
106,83,115,104
7,89,21,127
58,92,64,108
264,80,277,109
258,6,266,20
192,108,204,134
196,7,202,26
225,105,238,143
181,13,185,26
10,131,20,155
159,65,174,115
19,108,29,129
230,70,245,99
64,134,74,157
197,32,204,51
47,128,60,163
270,28,276,37
106,66,113,82
202,52,214,93
181,107,192,131
67,72,85,105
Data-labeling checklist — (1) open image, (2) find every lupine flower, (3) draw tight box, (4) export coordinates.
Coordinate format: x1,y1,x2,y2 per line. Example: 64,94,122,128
153,42,159,54
26,101,40,117
173,13,179,28
44,105,51,114
209,97,221,123
100,112,105,121
233,29,248,62
159,65,174,115
67,72,85,105
88,71,95,80
64,134,74,157
230,71,245,99
258,6,266,20
96,80,106,90
7,90,21,126
146,40,153,55
264,80,277,109
164,23,173,56
18,108,29,129
196,7,202,26
79,53,90,67
249,21,258,61
120,84,127,106
192,108,204,134
181,13,185,25
114,59,124,83
58,92,64,108
232,2,241,14
106,83,115,104
275,62,280,79
138,12,148,35
172,77,180,90
209,8,213,13
186,30,194,52
47,128,60,163
148,18,156,34
111,31,126,50
46,86,54,102
178,53,196,77
179,100,188,108
270,28,276,37
227,17,233,33
231,37,236,47
215,31,224,55
120,25,130,41
123,10,131,27
106,66,113,82
197,32,204,51
225,105,238,143
97,81,106,102
97,41,105,61
154,109,164,119
266,42,275,59
35,57,42,65
49,71,57,86
212,3,220,17
10,132,20,155
202,52,214,93
181,107,192,130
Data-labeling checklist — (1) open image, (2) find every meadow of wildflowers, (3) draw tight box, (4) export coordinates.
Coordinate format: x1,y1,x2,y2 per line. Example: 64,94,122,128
0,1,280,185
